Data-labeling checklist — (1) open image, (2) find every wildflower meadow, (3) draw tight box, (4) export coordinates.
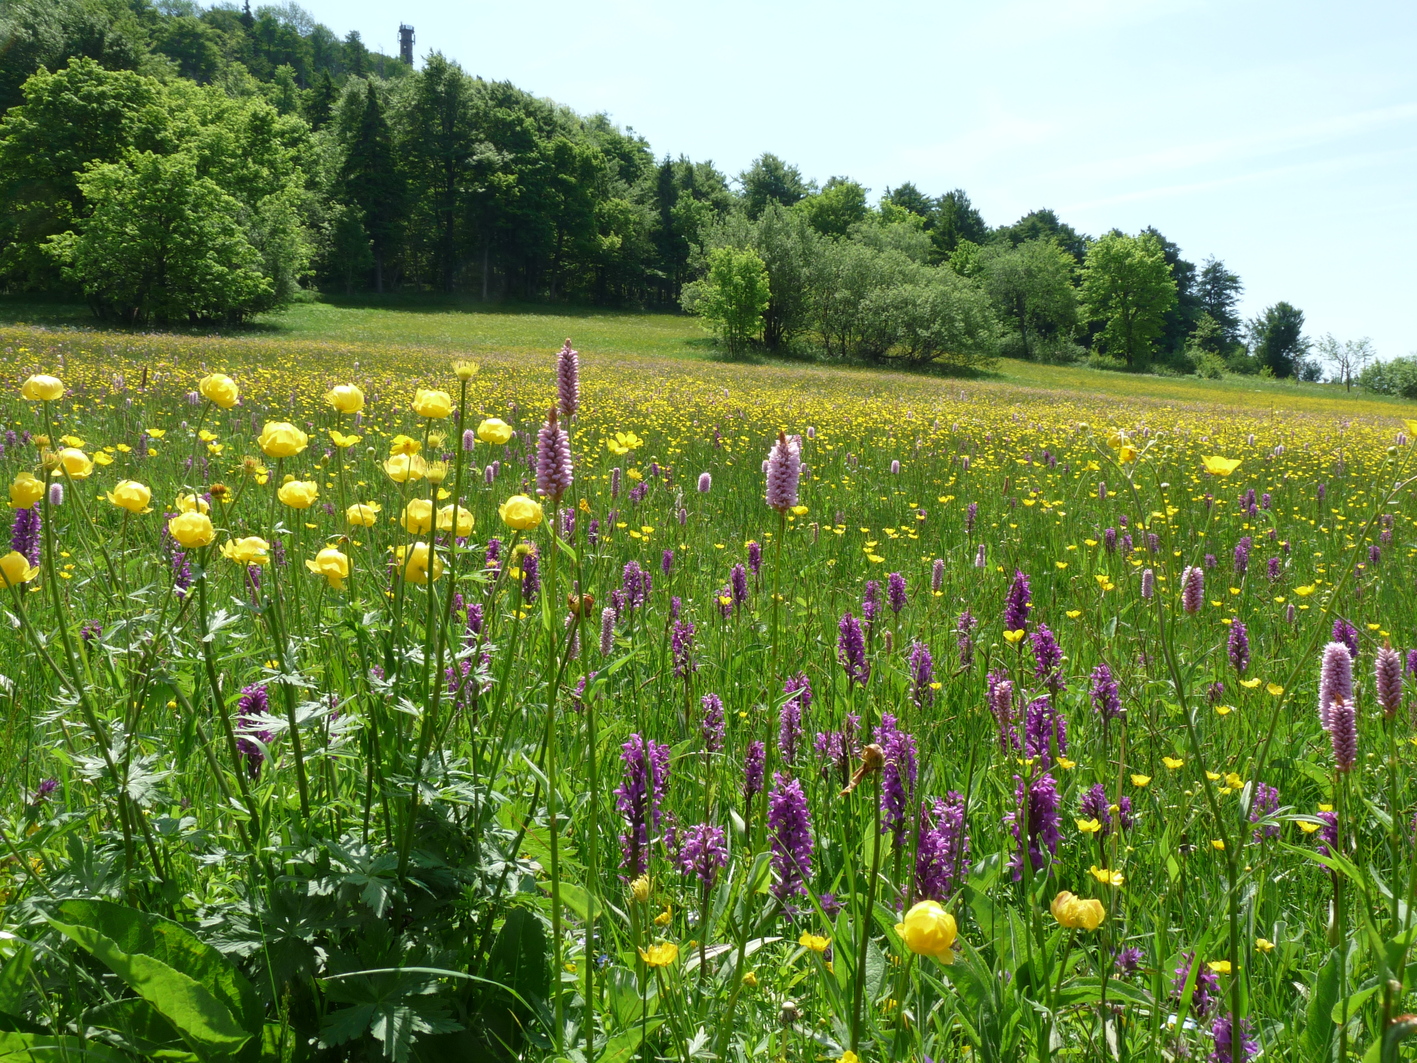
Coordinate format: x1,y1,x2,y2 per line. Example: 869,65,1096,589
1,325,1416,1062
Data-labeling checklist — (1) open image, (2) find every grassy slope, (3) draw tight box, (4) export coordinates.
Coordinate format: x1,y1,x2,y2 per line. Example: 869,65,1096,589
2,293,1411,419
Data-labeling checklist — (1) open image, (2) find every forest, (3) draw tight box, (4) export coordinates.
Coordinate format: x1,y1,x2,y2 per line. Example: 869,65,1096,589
0,0,1361,381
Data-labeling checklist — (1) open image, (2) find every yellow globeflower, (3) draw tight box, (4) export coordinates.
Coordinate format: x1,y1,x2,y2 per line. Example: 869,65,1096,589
638,942,679,968
437,504,473,537
277,480,319,509
412,388,453,419
198,373,240,409
1050,891,1106,931
106,480,152,514
258,422,308,459
221,537,271,566
0,551,40,587
175,492,210,514
476,418,514,445
894,900,958,962
630,875,651,903
1201,455,1241,477
402,498,434,534
9,472,44,509
168,512,215,548
395,542,443,584
326,384,365,414
384,453,428,483
305,547,349,590
452,359,478,380
499,494,544,531
20,374,64,401
347,502,381,527
55,448,93,479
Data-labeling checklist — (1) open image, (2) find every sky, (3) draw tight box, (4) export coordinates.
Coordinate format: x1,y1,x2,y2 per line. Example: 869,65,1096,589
302,0,1417,361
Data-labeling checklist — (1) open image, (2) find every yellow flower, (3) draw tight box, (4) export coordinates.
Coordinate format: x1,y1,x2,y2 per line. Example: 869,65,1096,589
839,1053,860,1063
55,448,93,479
607,430,644,456
257,422,308,459
1076,818,1102,834
1118,444,1138,463
1224,772,1243,789
452,359,479,380
799,932,830,953
1201,455,1241,477
1256,938,1275,953
221,537,271,566
347,502,381,527
791,504,809,516
395,542,443,584
9,472,44,509
1163,756,1185,770
389,434,423,456
476,418,514,445
1294,585,1316,597
1239,677,1261,689
742,970,758,987
92,451,114,466
1089,865,1125,886
383,453,428,483
402,498,434,534
168,512,215,548
1066,609,1082,619
0,551,40,587
1207,959,1233,975
894,900,958,962
277,480,319,509
630,876,651,903
1130,774,1151,788
20,374,64,401
143,429,165,440
1050,891,1106,931
437,504,474,537
329,430,361,448
1265,683,1284,696
1211,839,1226,850
638,942,679,968
198,373,240,409
654,905,672,926
326,384,365,413
1003,628,1026,644
1298,820,1321,834
499,494,544,531
305,547,349,590
106,480,152,514
412,388,452,419
175,492,209,514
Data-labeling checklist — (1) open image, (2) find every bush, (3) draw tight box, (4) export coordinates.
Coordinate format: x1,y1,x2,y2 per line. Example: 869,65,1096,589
1359,355,1417,399
1196,351,1227,379
1087,352,1128,372
682,246,770,357
857,271,999,371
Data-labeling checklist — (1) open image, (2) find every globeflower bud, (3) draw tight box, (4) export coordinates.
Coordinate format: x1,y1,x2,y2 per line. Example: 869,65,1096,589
106,480,151,514
412,388,452,419
198,373,240,409
168,512,215,548
326,384,365,413
20,374,64,402
894,900,958,961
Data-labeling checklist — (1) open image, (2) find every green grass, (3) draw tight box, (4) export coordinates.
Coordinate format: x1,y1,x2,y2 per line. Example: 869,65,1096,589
2,292,1410,418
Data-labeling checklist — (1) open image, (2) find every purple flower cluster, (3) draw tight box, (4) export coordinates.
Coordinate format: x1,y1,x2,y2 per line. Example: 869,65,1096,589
1030,624,1065,691
1003,569,1032,631
1023,696,1067,765
1332,617,1360,658
767,772,813,900
1376,645,1403,718
987,670,1015,751
615,734,671,877
1173,952,1220,1018
1209,1014,1258,1062
1090,664,1123,721
535,409,573,502
1181,565,1204,614
956,610,975,668
730,562,748,608
677,823,728,889
915,792,968,902
623,560,651,610
1318,641,1354,730
700,693,724,752
837,611,869,686
886,572,907,614
670,619,696,679
9,507,40,567
765,430,801,511
235,686,273,778
1080,783,1113,839
1227,619,1249,674
880,721,918,846
1249,782,1280,842
1233,535,1251,575
861,579,881,626
743,741,765,802
908,641,935,708
1007,772,1060,878
555,338,579,420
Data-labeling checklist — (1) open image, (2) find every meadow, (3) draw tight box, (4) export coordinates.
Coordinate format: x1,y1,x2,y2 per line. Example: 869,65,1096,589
1,308,1416,1062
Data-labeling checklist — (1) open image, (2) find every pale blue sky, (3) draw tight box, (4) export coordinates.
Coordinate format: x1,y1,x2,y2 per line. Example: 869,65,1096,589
303,0,1416,362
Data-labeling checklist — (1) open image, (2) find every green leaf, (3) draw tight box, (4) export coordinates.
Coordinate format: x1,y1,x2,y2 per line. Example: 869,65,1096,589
48,900,260,1057
486,907,550,1012
1304,948,1341,1058
0,948,30,1015
1332,982,1380,1025
558,883,603,924
0,1030,135,1061
599,1017,664,1063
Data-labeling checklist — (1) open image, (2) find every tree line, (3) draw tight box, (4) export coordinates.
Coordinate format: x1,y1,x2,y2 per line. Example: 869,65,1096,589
0,0,1377,382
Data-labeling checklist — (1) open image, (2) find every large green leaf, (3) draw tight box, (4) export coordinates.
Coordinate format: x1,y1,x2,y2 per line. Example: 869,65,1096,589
0,1031,133,1061
48,899,260,1057
1303,948,1341,1059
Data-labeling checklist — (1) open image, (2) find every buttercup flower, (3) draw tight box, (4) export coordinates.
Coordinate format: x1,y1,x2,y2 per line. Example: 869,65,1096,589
168,512,215,548
198,373,240,408
221,537,272,566
499,494,544,531
258,422,308,458
106,480,152,514
21,375,63,401
412,388,452,419
395,542,443,584
1051,891,1106,930
9,472,43,509
346,502,380,527
638,942,678,968
477,418,514,444
895,900,958,961
305,547,349,590
0,551,39,586
1202,455,1241,477
326,384,365,413
277,480,319,509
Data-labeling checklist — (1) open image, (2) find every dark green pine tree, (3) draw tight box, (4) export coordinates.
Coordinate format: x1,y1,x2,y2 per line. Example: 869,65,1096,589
305,69,336,131
341,83,404,292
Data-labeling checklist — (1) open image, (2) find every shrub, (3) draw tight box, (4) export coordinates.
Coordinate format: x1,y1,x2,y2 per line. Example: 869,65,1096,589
1359,355,1417,399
